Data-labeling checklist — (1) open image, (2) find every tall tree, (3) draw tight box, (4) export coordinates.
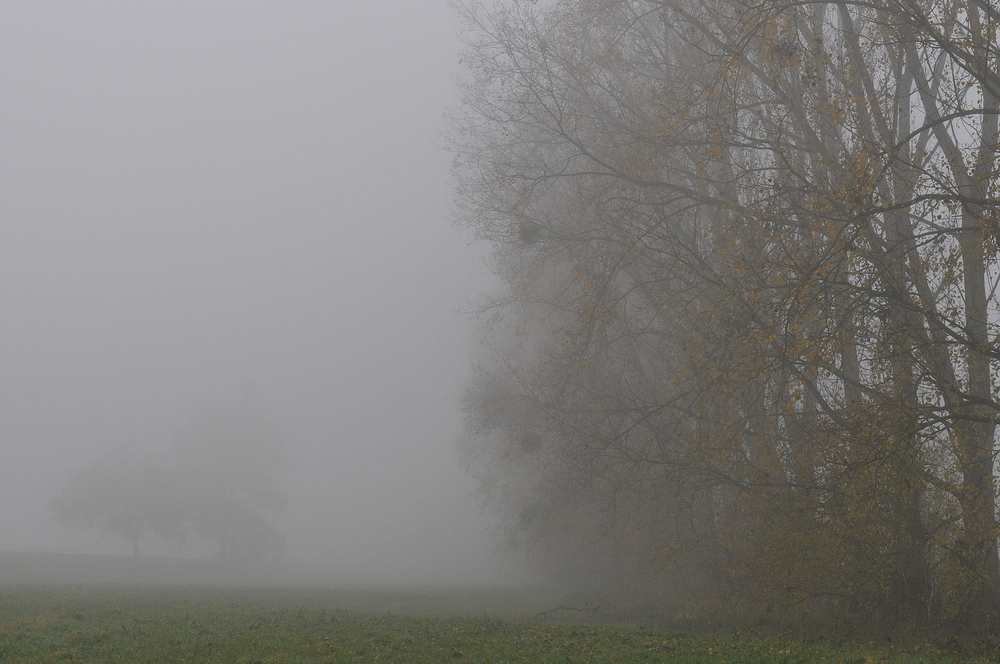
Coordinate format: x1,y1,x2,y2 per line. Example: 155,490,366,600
452,0,1000,627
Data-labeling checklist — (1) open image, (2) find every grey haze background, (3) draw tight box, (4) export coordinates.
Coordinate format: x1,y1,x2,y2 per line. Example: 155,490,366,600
0,1,500,583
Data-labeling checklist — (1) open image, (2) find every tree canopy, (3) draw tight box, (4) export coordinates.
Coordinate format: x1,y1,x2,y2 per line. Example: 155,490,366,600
451,0,1000,628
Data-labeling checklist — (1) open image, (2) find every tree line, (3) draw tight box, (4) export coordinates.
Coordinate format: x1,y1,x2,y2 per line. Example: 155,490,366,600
450,0,1000,628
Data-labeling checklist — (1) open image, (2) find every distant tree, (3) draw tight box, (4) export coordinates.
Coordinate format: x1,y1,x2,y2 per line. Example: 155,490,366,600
51,450,186,557
169,399,287,562
52,399,287,562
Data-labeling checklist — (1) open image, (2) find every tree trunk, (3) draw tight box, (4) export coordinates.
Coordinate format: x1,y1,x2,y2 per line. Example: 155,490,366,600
958,213,1000,627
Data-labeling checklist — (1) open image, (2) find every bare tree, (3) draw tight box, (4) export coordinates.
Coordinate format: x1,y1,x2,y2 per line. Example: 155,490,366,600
452,0,1000,627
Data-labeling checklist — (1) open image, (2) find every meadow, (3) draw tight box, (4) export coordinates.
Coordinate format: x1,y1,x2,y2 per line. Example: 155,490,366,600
0,583,994,664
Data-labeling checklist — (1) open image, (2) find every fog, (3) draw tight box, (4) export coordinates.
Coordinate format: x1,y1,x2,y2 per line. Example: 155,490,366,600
0,2,505,585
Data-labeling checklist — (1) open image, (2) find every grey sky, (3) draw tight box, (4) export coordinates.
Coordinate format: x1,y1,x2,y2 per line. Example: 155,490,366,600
0,1,501,582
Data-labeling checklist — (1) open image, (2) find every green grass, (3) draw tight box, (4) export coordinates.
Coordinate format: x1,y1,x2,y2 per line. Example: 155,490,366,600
0,584,987,663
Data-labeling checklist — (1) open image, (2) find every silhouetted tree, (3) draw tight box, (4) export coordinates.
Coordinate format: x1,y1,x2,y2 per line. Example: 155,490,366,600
53,399,286,562
51,450,186,557
170,399,287,562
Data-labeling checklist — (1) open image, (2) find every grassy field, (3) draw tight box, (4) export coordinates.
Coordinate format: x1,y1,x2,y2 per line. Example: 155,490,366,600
0,583,994,663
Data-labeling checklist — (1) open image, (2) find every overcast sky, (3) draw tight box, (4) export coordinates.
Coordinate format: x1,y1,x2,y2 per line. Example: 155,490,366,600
0,1,505,583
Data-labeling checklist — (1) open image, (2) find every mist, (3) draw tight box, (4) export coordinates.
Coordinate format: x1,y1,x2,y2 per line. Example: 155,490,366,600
0,1,504,585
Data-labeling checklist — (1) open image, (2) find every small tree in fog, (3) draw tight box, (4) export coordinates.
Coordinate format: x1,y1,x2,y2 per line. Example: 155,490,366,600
51,450,186,557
